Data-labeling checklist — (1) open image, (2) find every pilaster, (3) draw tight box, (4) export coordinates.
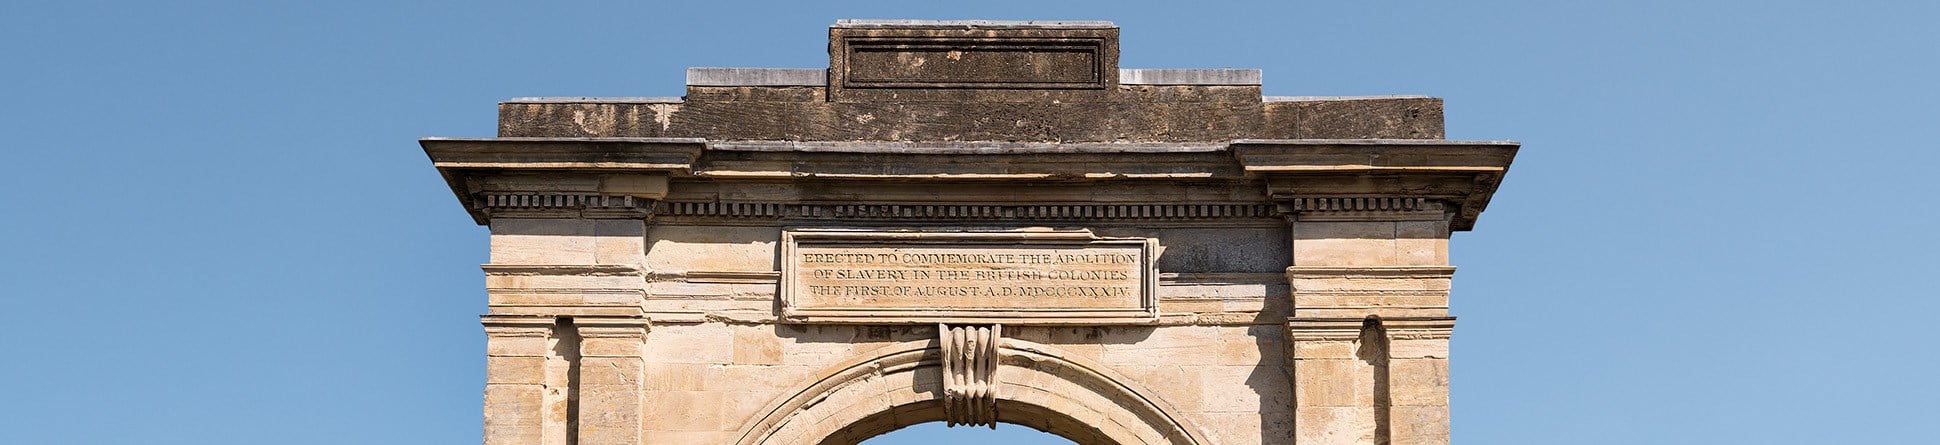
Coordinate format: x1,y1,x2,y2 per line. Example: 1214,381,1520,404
1384,319,1454,445
481,315,560,445
573,316,652,444
1286,319,1382,444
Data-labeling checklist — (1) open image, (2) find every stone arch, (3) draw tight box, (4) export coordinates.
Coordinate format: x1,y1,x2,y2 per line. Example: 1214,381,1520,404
732,338,1210,445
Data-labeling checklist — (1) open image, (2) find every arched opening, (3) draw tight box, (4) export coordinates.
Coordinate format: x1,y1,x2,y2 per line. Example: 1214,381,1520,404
860,421,1078,444
825,399,1109,445
731,338,1207,445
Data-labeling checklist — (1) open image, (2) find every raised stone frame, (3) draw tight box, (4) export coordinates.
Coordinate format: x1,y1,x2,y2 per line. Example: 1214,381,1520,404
426,19,1517,445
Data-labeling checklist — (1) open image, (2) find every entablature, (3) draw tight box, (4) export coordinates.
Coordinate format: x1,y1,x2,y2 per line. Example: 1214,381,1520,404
423,137,1516,229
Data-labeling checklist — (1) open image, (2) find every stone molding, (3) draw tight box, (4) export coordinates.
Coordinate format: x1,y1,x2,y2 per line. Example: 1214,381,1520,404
481,264,645,276
661,201,1278,222
476,192,654,219
1286,317,1455,341
1286,266,1458,279
571,316,651,339
1277,196,1451,222
480,314,557,332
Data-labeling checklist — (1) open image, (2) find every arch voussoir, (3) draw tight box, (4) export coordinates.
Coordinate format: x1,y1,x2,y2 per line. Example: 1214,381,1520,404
732,339,1209,445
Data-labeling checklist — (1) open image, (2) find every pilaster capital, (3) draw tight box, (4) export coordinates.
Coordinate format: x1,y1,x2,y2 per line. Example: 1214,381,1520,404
1285,318,1367,341
1384,317,1456,340
572,316,651,339
480,314,555,337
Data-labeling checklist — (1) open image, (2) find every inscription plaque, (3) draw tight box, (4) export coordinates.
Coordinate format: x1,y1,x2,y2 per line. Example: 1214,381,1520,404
842,39,1108,89
781,230,1158,324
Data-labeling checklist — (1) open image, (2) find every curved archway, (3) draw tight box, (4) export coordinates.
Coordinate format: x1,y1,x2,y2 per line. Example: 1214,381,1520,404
860,421,1076,444
731,338,1209,445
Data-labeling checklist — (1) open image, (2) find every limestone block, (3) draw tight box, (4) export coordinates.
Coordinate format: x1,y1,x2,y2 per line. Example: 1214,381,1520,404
1388,338,1449,360
580,336,646,358
485,356,547,384
486,336,550,357
1153,227,1289,273
576,358,645,387
1009,326,1105,364
643,430,725,445
1100,325,1218,365
1389,405,1451,445
732,324,784,365
491,218,595,264
593,219,645,265
1293,359,1376,407
1294,221,1397,267
578,382,646,443
1387,358,1449,407
1395,220,1449,265
1294,406,1378,445
644,225,778,272
1212,325,1276,366
1197,411,1274,445
1115,364,1203,412
1292,341,1361,360
483,384,547,445
643,390,724,432
1196,365,1288,413
643,323,735,365
643,362,708,391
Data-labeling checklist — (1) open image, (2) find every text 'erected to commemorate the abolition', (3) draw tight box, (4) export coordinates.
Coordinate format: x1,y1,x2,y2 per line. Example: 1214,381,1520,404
790,243,1148,309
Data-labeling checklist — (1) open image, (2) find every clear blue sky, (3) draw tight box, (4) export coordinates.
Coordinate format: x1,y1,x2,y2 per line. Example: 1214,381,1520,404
2,1,1935,443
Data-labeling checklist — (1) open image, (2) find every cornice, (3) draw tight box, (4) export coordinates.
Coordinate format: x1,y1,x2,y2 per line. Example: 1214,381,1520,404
421,138,700,224
423,137,1517,230
659,201,1280,222
1234,139,1517,231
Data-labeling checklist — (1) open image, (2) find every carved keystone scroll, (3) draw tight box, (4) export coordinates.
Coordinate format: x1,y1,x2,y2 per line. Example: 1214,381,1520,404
939,323,1000,428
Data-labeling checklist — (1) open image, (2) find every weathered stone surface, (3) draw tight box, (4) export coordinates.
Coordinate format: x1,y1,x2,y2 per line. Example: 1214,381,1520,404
431,19,1514,445
1264,96,1446,139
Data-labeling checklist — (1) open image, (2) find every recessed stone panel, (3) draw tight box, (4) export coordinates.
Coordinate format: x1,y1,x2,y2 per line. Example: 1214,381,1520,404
780,229,1157,324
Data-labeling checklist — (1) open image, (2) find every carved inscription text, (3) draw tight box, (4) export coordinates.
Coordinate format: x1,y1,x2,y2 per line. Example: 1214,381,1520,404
781,230,1157,324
